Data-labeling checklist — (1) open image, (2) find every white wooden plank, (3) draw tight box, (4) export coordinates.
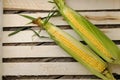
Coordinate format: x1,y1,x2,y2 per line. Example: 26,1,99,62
2,28,120,43
3,0,120,10
3,45,120,58
3,46,69,58
3,62,120,75
3,0,53,10
3,12,120,27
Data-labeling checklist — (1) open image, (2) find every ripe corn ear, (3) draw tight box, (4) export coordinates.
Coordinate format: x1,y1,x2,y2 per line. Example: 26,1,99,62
53,0,120,64
23,16,115,80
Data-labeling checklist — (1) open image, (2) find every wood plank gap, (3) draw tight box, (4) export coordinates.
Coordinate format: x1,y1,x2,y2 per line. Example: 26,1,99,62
3,42,56,46
2,40,120,46
3,75,100,79
4,9,120,12
3,25,120,31
3,57,76,63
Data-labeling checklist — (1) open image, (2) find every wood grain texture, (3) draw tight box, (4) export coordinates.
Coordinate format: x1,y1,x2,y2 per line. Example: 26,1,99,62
3,0,120,10
3,0,120,79
2,28,120,43
3,45,120,58
3,62,120,75
3,12,120,27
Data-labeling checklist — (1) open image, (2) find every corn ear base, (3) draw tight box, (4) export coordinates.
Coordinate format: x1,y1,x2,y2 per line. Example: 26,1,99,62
53,0,120,64
31,17,115,80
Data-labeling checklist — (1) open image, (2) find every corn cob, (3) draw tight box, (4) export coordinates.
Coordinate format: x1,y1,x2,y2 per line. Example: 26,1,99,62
21,15,115,80
53,0,120,64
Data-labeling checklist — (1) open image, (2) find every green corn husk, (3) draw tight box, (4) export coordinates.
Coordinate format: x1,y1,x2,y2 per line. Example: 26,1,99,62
53,0,120,64
21,15,116,80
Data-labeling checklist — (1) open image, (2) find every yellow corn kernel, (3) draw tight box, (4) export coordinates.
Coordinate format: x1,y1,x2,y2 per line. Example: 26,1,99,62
21,14,116,80
65,12,112,59
48,26,106,72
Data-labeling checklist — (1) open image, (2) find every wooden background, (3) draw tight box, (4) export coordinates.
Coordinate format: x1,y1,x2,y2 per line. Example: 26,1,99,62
2,0,120,80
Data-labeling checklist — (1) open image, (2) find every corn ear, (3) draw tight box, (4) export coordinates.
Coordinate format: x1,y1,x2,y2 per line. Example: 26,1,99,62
53,0,120,64
22,15,115,80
